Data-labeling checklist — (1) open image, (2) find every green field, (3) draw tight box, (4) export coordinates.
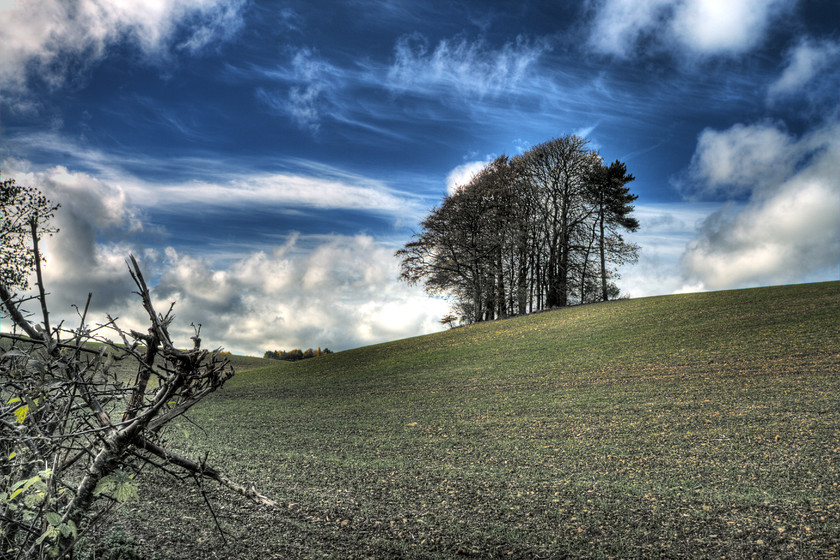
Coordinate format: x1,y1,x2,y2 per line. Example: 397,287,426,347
113,281,838,559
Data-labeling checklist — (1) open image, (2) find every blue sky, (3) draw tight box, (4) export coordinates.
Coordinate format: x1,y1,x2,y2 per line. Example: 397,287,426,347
1,0,838,355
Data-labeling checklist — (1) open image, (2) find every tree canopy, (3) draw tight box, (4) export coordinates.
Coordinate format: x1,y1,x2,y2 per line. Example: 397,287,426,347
0,173,59,291
397,135,640,324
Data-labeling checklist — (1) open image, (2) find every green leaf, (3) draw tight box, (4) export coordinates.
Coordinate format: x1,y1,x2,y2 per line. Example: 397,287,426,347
93,477,115,497
13,405,28,423
46,512,61,526
10,479,27,492
35,527,58,546
113,480,139,503
6,397,27,424
9,474,42,499
94,470,138,502
24,493,42,507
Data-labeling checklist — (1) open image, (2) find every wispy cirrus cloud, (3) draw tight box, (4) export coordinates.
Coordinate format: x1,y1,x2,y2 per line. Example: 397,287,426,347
386,33,552,98
246,30,659,150
127,172,420,217
250,34,557,142
5,132,424,220
255,47,347,133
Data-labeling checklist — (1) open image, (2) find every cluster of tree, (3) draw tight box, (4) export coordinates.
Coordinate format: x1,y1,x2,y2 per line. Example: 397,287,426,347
263,347,333,361
397,135,639,324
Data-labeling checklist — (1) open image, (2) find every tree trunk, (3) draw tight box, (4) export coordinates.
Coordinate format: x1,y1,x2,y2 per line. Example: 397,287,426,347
599,208,608,302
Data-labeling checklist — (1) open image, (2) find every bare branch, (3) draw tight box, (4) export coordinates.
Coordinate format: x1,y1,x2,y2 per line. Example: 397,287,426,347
30,218,53,349
0,282,44,341
3,241,276,559
137,437,277,507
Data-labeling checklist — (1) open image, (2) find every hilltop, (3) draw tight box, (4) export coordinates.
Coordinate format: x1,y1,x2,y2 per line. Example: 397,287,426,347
115,281,838,559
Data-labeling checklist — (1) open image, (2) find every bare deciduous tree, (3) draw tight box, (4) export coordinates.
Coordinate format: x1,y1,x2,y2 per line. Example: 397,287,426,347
397,136,641,323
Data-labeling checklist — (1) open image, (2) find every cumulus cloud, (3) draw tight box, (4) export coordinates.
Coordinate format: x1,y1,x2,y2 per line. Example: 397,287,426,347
445,159,491,195
0,0,244,95
767,37,840,103
678,122,798,200
2,161,144,314
588,0,791,58
679,120,840,291
669,0,786,55
387,33,551,98
149,236,449,355
617,202,721,297
586,0,672,58
1,158,447,355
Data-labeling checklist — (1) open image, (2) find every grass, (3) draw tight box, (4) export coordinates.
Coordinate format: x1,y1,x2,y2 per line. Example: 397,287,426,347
109,282,838,557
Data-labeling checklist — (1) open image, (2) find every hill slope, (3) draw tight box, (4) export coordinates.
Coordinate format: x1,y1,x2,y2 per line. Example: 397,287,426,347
124,281,839,559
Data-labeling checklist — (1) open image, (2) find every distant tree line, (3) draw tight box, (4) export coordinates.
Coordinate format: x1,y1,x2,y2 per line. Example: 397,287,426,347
397,135,640,325
264,347,333,361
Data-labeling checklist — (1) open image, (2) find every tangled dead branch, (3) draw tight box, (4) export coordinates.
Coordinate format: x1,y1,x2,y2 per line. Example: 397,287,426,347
1,227,275,559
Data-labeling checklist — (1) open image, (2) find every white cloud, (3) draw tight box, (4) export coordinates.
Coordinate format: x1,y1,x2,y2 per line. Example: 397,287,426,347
255,48,351,134
286,48,339,132
1,157,447,355
0,0,244,94
120,172,418,216
445,159,491,195
587,0,672,58
387,33,551,98
617,202,721,297
150,236,450,355
679,122,797,199
679,119,840,291
5,135,423,220
669,0,786,55
588,0,792,58
767,37,840,101
0,161,146,335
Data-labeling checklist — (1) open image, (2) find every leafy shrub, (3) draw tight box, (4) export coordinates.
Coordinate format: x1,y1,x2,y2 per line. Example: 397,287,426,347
75,525,159,560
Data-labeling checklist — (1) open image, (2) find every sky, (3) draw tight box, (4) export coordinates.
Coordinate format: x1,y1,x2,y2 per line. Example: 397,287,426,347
0,0,838,356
